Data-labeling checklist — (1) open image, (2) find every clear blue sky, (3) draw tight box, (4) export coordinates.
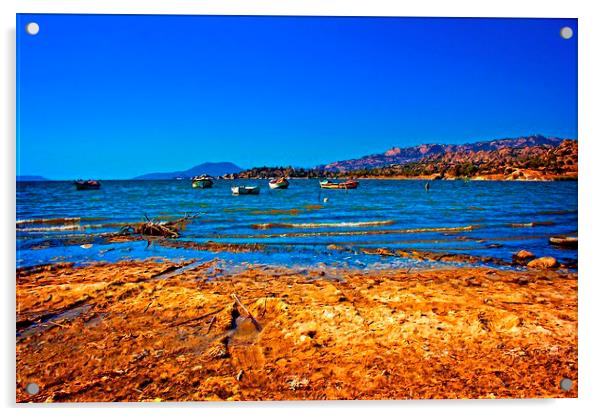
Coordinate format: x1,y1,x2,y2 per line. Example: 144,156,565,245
17,15,577,179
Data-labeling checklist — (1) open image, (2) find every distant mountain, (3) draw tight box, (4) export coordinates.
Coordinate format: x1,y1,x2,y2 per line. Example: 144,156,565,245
16,175,48,182
320,135,565,172
133,162,243,180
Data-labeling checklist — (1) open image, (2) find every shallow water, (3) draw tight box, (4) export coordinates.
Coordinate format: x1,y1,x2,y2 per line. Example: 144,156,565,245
16,179,578,269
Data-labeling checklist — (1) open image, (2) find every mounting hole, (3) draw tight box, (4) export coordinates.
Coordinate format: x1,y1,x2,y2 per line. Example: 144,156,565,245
25,382,39,395
560,26,573,40
560,378,573,391
25,22,40,36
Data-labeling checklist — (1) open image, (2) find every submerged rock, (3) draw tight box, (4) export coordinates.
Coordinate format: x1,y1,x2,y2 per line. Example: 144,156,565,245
549,236,578,248
527,256,559,269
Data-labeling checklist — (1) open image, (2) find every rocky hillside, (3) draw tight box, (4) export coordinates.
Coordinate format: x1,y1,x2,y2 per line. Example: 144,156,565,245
229,135,577,181
321,135,565,173
348,139,578,180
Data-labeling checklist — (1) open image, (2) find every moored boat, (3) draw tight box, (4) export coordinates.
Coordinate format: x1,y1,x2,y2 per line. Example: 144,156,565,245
269,177,289,189
231,186,260,195
192,175,213,189
319,179,359,189
73,180,101,190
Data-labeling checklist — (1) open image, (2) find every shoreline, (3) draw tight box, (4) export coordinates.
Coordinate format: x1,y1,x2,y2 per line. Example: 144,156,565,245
17,259,577,402
16,175,578,182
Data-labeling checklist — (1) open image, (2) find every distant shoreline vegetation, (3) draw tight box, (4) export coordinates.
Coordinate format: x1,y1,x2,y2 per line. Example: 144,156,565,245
232,138,578,182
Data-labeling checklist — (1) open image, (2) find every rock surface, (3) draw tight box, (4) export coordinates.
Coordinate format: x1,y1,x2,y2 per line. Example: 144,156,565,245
16,260,577,402
512,250,536,264
527,257,560,269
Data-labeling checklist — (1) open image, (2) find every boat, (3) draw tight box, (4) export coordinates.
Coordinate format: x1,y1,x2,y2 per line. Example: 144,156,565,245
192,175,213,189
549,236,578,248
269,177,289,190
231,186,260,195
319,179,359,189
73,180,101,190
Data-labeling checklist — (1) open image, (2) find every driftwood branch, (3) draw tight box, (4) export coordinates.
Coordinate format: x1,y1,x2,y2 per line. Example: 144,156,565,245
231,294,262,332
118,213,199,238
206,316,216,334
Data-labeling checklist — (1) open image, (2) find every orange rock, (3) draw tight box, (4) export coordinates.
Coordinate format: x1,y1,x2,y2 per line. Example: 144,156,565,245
527,257,559,269
512,250,536,264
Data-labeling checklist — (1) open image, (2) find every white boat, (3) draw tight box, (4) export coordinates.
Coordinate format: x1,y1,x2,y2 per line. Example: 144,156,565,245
231,186,260,195
268,177,289,189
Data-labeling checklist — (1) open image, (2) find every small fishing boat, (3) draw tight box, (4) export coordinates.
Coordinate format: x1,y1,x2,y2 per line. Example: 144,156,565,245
73,180,101,190
269,177,289,190
192,175,213,189
319,179,359,189
549,236,578,248
231,186,260,195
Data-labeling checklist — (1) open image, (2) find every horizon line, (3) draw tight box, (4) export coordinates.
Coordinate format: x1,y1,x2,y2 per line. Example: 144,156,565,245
17,134,578,181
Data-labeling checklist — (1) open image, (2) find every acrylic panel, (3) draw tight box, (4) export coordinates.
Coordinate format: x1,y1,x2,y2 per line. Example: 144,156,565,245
16,14,578,402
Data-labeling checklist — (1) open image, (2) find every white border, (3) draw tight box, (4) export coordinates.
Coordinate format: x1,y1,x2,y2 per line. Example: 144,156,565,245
7,0,586,18
3,1,601,415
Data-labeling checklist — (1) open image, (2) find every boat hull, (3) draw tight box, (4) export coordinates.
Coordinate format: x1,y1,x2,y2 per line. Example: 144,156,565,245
74,181,101,190
192,179,213,189
269,179,289,189
319,180,359,189
232,186,260,195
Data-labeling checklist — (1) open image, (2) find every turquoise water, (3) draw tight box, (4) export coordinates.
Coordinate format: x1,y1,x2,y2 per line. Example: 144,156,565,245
16,179,578,270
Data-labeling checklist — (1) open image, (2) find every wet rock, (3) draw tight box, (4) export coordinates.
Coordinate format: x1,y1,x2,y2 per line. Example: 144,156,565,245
527,257,559,269
549,236,578,248
512,250,536,265
465,277,482,287
515,277,530,285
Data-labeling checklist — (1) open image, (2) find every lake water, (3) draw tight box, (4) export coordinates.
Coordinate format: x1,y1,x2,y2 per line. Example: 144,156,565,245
16,179,578,270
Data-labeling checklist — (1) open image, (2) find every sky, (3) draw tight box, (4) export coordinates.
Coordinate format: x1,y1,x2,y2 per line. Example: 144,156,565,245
17,14,577,179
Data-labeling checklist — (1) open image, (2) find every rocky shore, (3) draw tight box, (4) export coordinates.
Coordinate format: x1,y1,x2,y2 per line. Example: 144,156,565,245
17,259,577,402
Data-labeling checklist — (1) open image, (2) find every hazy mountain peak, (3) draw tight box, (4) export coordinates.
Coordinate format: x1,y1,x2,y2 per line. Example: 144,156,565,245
133,162,242,180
